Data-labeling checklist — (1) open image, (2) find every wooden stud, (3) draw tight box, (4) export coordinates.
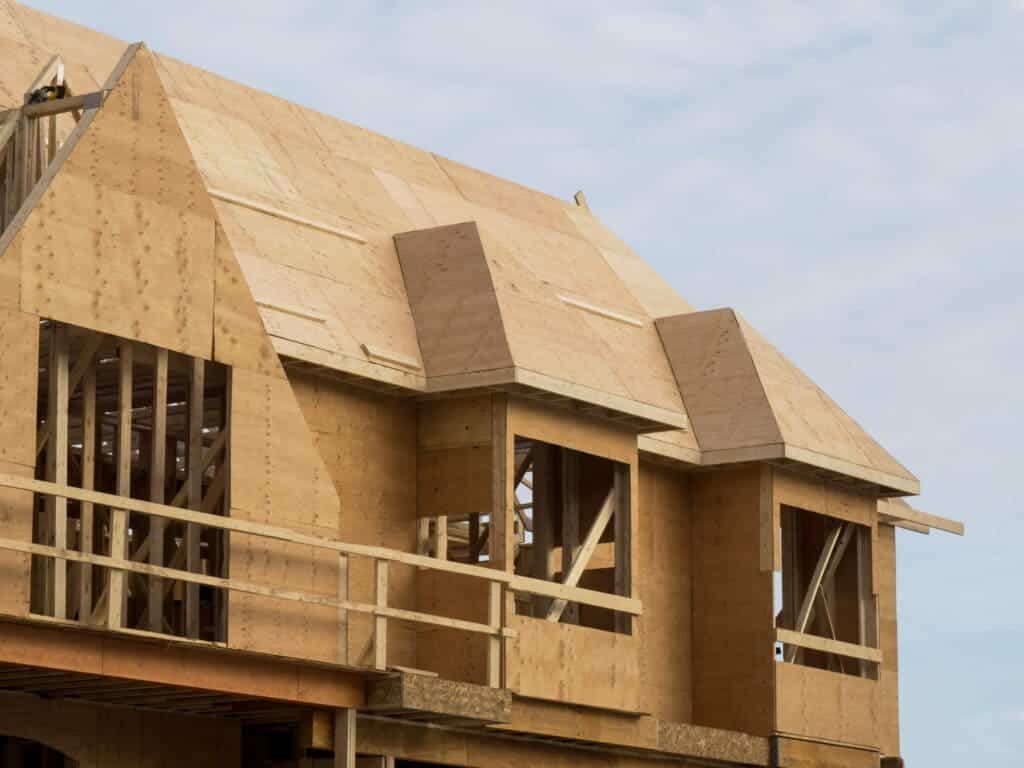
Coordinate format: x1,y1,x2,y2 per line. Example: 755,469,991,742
613,462,632,634
857,526,878,678
560,448,580,625
487,581,502,687
434,515,448,561
334,708,356,768
337,554,349,665
108,341,133,629
79,361,96,621
374,560,389,671
148,348,168,632
186,357,205,638
47,323,69,619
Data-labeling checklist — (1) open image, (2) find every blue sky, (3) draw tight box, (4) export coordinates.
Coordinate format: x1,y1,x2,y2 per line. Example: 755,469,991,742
24,1,1023,763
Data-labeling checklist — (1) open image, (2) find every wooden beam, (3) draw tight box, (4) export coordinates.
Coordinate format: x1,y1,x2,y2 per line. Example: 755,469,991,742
47,323,70,619
487,581,502,688
560,448,580,624
857,526,878,678
878,498,963,536
434,515,448,561
334,708,356,768
79,362,96,621
374,561,389,671
108,342,133,629
546,489,614,622
337,555,349,665
186,358,204,638
0,537,514,639
775,628,881,664
148,348,168,632
613,463,631,634
21,91,103,119
0,474,643,616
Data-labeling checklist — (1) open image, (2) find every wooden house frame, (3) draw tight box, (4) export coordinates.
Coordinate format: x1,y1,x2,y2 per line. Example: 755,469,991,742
0,3,961,767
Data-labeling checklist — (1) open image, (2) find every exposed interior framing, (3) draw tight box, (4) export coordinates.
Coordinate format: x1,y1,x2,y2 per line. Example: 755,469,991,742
775,504,879,677
31,319,231,641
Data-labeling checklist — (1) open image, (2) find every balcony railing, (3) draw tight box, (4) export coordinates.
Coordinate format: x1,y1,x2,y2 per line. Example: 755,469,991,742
0,473,641,687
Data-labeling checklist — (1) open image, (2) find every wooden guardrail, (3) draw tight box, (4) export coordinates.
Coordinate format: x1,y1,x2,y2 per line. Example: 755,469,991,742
0,473,642,687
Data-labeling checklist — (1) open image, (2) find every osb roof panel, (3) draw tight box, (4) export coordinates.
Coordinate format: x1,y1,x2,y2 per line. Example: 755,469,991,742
657,309,916,489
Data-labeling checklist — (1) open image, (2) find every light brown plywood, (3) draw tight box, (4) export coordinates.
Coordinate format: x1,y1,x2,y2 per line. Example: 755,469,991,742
775,662,880,748
10,46,217,359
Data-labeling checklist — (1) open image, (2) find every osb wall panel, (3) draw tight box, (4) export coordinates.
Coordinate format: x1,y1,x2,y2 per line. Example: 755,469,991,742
228,369,342,664
416,395,496,683
691,466,774,737
9,46,216,359
774,469,876,527
0,308,38,617
777,737,879,768
876,523,900,757
636,460,692,723
289,371,418,668
775,663,880,748
507,614,641,712
0,691,240,767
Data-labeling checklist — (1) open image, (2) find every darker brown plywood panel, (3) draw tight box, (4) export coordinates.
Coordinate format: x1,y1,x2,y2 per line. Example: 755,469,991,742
657,309,780,452
775,662,880,748
395,221,513,379
691,466,775,737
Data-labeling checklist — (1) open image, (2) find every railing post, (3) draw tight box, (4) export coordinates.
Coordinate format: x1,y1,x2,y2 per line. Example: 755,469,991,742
487,581,502,688
374,560,388,671
337,554,349,665
107,341,133,629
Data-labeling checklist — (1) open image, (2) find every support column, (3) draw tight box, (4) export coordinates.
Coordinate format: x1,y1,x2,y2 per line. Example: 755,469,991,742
108,341,133,629
47,323,69,619
148,348,168,632
185,357,204,638
333,708,356,768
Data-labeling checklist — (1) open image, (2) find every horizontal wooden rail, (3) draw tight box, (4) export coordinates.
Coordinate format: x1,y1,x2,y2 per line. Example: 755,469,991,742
0,473,641,617
775,627,882,664
0,537,514,640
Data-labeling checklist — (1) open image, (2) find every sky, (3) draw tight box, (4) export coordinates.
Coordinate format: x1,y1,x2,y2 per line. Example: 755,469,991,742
20,1,1024,764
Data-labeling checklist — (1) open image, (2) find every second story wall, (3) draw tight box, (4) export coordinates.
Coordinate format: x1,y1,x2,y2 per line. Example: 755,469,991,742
287,370,419,669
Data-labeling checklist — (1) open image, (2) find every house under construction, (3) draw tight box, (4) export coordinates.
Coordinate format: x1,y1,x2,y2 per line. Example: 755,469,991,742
0,3,963,767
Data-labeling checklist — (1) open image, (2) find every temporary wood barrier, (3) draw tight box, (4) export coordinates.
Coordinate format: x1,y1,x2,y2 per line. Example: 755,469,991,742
0,473,642,688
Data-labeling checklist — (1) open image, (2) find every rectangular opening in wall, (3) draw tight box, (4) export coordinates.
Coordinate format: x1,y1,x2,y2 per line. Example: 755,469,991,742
776,504,878,679
30,319,231,642
510,435,631,634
